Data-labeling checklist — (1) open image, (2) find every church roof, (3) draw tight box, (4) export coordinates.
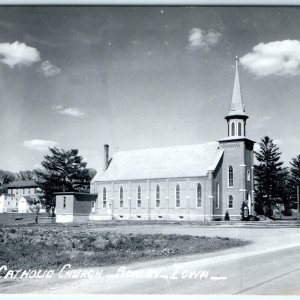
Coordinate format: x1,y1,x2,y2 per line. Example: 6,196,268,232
93,142,224,182
225,57,248,120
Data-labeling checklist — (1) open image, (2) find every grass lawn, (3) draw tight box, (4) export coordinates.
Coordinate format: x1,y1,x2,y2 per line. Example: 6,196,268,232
0,225,249,273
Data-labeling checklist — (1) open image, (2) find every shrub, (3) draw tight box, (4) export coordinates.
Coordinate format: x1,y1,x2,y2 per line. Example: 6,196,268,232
250,215,260,221
92,236,109,251
224,211,230,221
282,209,292,216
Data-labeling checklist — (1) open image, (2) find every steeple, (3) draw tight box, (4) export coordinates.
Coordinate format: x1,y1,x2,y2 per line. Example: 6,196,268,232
225,56,248,121
223,57,249,138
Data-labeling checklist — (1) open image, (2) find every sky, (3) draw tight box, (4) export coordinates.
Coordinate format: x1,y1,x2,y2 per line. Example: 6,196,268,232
0,6,300,172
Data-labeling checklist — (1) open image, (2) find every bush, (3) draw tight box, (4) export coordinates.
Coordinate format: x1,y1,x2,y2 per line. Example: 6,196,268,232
224,211,230,221
282,209,292,216
250,215,260,221
213,217,222,221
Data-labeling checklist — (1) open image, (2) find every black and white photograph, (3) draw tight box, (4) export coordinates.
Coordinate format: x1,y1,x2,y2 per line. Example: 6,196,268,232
0,4,300,296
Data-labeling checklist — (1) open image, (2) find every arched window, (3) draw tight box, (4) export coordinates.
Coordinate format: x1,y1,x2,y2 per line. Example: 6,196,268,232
247,169,251,182
137,186,141,208
228,195,233,208
156,185,160,208
238,122,242,136
231,122,235,136
119,186,124,208
175,185,180,208
216,183,220,209
228,166,233,187
196,183,201,208
102,187,107,208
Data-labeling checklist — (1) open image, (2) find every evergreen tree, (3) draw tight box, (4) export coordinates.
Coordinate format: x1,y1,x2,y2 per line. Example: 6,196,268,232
254,136,287,214
35,147,93,210
289,155,300,208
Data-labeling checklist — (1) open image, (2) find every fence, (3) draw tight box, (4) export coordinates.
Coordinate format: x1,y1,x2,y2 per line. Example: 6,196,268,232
0,213,52,225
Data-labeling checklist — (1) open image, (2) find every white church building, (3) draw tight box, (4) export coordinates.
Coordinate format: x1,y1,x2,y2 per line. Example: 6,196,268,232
90,58,255,221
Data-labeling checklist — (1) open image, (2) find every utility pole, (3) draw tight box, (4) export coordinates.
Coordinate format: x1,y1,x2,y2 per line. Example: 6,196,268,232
297,185,300,223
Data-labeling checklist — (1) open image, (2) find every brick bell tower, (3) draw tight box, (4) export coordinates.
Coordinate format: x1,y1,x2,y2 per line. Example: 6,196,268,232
218,57,255,219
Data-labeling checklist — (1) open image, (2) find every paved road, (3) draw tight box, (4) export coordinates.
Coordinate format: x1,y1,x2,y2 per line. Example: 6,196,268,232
1,225,300,294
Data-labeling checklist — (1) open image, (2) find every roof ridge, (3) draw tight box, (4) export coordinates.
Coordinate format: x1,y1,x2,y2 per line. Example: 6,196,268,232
113,141,219,155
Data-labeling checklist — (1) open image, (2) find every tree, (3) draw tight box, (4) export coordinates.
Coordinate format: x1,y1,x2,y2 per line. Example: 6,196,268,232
35,147,93,210
289,155,300,208
254,136,288,214
17,170,37,181
29,198,42,223
0,170,16,194
88,168,97,181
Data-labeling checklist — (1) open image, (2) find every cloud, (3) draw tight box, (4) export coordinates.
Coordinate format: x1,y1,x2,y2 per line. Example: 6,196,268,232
188,28,221,51
240,40,300,77
23,139,58,152
38,60,61,77
0,41,40,68
52,105,85,118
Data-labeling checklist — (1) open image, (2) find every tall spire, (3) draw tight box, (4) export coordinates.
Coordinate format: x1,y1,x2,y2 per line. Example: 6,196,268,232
225,56,248,120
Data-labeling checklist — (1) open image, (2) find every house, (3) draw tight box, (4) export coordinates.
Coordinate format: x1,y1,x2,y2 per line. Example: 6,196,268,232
1,180,45,213
0,194,18,213
6,180,40,197
87,58,255,222
17,196,39,213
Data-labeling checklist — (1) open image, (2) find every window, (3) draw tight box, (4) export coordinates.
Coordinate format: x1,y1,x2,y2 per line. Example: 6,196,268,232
156,185,160,208
196,183,201,208
216,183,220,209
247,169,251,182
175,185,180,208
119,186,124,208
16,189,18,195
91,201,95,213
63,197,66,209
238,122,242,136
228,195,233,208
22,188,25,194
102,187,107,208
34,188,37,194
8,202,10,205
231,122,235,136
137,186,141,208
228,166,233,187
